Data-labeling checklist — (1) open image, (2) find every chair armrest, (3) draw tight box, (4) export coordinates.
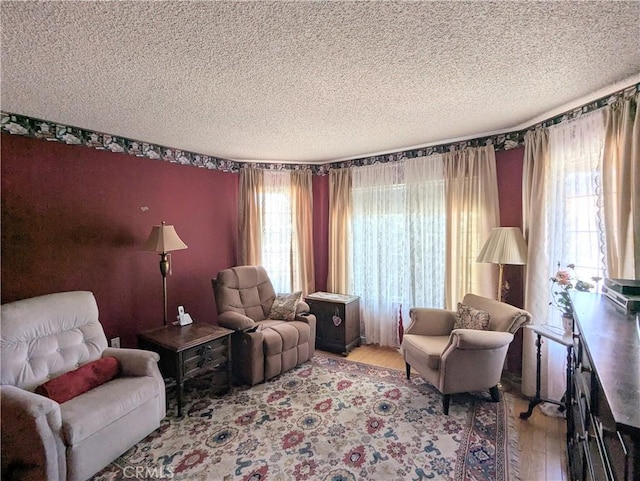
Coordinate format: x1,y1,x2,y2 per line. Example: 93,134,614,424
296,300,311,314
1,385,65,481
102,347,160,377
230,330,265,386
406,308,456,336
295,312,316,323
447,329,514,350
218,311,256,331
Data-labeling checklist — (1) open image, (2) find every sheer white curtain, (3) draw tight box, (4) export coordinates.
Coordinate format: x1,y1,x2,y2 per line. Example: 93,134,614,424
351,156,446,346
522,110,606,399
406,157,446,309
262,170,295,293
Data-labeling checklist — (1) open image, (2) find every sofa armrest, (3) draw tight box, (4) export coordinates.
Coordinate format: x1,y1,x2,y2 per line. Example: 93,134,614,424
102,347,160,377
406,308,456,336
218,311,256,331
447,329,514,351
102,347,166,418
1,385,65,481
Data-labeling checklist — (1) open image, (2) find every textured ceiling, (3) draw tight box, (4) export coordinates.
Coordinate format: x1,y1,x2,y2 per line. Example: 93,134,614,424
2,1,639,163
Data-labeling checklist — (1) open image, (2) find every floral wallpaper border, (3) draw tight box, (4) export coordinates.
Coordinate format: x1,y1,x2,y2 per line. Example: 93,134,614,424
2,82,637,176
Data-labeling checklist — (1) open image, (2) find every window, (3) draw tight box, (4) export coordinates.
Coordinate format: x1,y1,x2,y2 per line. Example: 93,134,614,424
350,159,446,346
262,171,294,293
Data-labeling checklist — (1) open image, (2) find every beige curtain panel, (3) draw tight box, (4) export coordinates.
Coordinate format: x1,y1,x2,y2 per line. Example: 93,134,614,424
443,145,500,310
603,93,640,278
521,128,551,398
238,167,264,266
327,168,352,295
291,169,316,295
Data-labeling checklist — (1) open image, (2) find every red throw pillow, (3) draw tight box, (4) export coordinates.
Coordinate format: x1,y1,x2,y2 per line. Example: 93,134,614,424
35,356,120,404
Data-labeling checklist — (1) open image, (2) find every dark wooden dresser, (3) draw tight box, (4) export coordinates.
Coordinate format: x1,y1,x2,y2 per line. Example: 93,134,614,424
569,292,639,481
305,292,360,355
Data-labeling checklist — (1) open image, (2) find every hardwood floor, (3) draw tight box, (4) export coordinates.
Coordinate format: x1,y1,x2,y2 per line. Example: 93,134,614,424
321,344,568,481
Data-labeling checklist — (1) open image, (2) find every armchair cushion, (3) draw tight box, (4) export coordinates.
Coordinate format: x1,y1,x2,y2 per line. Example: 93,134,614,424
402,334,449,370
35,357,120,404
60,376,160,445
268,291,302,321
453,302,490,331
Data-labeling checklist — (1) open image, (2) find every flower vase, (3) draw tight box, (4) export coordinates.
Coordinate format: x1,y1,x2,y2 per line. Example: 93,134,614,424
562,314,573,333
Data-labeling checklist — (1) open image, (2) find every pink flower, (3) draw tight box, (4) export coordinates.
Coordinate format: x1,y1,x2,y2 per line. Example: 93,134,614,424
554,270,571,285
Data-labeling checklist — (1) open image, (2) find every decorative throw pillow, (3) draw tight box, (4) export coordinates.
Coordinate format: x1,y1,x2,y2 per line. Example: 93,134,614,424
454,302,491,331
35,356,120,404
268,291,302,321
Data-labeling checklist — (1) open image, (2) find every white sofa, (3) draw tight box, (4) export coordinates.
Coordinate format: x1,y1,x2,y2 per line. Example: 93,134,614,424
1,291,166,481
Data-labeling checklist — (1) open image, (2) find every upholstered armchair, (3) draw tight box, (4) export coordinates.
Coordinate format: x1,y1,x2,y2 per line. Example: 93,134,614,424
401,293,531,414
1,291,165,481
213,265,316,386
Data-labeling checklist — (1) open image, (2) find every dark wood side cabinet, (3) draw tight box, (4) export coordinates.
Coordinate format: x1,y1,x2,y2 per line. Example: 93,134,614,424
138,323,233,416
568,292,639,481
305,292,360,355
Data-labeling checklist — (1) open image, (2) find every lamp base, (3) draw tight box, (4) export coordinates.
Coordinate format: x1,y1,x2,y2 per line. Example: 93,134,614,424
159,252,169,326
497,264,504,302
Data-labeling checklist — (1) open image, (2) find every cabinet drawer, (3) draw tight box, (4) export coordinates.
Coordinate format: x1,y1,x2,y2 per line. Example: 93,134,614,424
182,340,228,378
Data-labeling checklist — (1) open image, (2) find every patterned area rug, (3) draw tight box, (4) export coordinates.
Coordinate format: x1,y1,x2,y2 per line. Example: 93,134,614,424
92,355,519,480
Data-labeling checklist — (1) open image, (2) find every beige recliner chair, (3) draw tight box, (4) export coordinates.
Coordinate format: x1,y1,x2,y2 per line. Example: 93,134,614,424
213,265,316,386
1,291,165,481
401,293,531,414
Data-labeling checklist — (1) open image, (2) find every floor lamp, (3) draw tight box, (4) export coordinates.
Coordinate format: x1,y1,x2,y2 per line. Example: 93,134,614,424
143,221,188,325
476,227,527,302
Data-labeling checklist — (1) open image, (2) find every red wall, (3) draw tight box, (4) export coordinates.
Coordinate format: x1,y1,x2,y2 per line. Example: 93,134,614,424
312,174,329,293
1,133,238,347
495,146,525,372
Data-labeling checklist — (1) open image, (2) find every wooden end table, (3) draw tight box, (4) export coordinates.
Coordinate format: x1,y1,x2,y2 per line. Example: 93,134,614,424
138,323,233,416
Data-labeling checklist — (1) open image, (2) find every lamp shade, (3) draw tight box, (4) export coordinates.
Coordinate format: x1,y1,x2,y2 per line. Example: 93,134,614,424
476,227,527,265
142,222,188,253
